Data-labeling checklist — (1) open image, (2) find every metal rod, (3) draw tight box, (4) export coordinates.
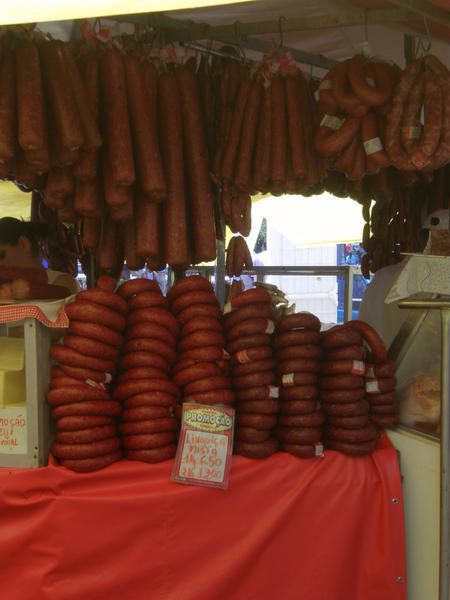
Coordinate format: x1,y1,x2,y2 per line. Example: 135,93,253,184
215,239,226,308
180,41,251,64
440,308,450,600
389,0,450,28
399,299,450,310
343,266,354,322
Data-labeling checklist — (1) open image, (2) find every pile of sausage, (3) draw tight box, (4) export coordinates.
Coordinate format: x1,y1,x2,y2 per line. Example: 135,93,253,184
48,276,124,472
113,280,179,463
0,265,70,301
225,288,279,459
170,276,233,408
274,313,325,458
320,320,396,455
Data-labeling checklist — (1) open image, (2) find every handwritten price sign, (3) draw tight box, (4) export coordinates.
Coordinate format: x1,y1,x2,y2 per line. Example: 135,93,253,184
172,403,234,490
0,407,27,455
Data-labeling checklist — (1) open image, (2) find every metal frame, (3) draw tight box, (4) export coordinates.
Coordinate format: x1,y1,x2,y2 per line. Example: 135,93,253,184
0,318,51,468
398,298,450,600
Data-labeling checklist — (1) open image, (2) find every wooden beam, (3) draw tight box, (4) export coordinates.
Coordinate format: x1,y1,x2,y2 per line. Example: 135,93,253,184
388,0,450,29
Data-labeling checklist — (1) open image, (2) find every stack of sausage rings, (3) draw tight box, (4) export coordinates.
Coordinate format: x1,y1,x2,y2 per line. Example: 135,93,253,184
320,325,378,456
224,287,279,459
274,312,325,458
48,276,125,472
365,361,398,429
170,276,234,408
113,279,180,464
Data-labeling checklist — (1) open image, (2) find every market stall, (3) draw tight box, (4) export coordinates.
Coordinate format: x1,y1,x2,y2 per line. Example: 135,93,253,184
0,1,448,599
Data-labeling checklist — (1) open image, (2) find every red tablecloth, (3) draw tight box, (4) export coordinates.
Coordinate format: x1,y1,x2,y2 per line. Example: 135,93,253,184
0,435,406,600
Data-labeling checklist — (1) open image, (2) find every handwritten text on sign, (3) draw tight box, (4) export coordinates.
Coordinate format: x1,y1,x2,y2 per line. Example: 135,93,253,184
172,403,234,490
0,407,27,455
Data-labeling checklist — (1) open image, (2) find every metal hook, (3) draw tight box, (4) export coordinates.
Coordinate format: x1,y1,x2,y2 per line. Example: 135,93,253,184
278,16,285,50
93,18,101,36
233,21,246,60
421,16,432,53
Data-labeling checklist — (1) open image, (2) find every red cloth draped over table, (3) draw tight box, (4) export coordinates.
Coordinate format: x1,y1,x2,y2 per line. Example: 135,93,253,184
0,434,405,600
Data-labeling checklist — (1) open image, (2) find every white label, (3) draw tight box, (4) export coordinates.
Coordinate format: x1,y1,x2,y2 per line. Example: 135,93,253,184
319,79,332,91
408,126,421,140
366,379,380,394
104,372,112,384
366,367,375,378
315,443,324,457
320,115,343,131
265,320,275,334
223,303,232,315
282,373,295,387
269,386,279,398
0,406,27,455
363,137,383,156
314,89,320,102
352,361,366,375
366,77,375,87
236,350,251,364
86,379,107,390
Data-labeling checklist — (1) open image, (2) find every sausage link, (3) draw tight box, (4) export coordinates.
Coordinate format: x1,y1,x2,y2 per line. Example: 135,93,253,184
118,367,171,384
227,334,271,355
238,400,280,415
277,359,321,375
230,346,273,365
327,415,369,429
53,400,121,419
68,321,122,347
227,318,275,341
235,385,279,402
234,438,278,459
125,322,176,348
320,388,365,403
178,330,225,352
114,379,178,402
325,424,377,443
326,439,376,455
277,312,321,333
171,290,218,315
121,432,176,450
119,352,170,373
127,308,179,338
278,412,325,428
274,330,321,349
184,376,231,395
56,425,116,445
325,345,366,361
343,320,387,364
276,345,323,361
60,450,122,472
224,303,274,331
280,386,319,401
51,345,116,373
123,339,176,365
119,417,177,435
232,358,276,377
280,399,320,415
117,278,161,299
177,304,222,325
66,300,126,332
63,335,120,361
235,414,277,430
124,445,177,463
321,326,363,349
235,427,271,443
322,399,369,417
174,362,222,386
56,415,113,431
184,389,235,405
233,371,276,390
128,291,167,311
77,288,128,315
321,359,366,376
179,346,224,362
52,437,120,460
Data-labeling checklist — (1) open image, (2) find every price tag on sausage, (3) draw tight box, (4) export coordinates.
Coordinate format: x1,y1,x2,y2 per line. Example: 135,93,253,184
172,403,234,490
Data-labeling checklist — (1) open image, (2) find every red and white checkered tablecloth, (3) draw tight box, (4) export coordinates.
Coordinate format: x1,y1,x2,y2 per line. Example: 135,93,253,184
0,299,70,328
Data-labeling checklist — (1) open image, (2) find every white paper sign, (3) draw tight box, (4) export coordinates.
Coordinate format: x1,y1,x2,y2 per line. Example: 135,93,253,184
0,407,27,455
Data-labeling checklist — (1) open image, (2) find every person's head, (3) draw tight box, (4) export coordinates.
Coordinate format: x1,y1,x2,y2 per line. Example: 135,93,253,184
0,218,48,268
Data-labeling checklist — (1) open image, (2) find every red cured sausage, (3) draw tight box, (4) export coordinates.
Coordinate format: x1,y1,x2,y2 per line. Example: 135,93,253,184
236,414,277,430
227,288,271,311
234,81,262,191
323,399,369,417
280,386,319,401
327,415,369,429
124,393,176,409
59,364,112,385
270,76,287,185
66,300,126,332
119,418,177,436
274,330,321,349
326,439,376,456
238,400,280,415
60,450,122,472
10,280,69,300
121,405,172,422
233,371,276,390
127,308,179,338
370,404,397,415
52,437,120,460
63,335,120,361
321,326,363,349
320,374,364,390
56,425,116,445
77,288,128,315
126,322,176,348
123,339,176,365
224,303,274,331
234,438,278,459
122,431,176,450
276,345,323,361
53,400,121,419
0,49,15,164
128,292,167,311
410,73,442,170
184,389,235,405
171,290,218,315
277,312,321,333
179,346,224,362
276,426,322,444
181,317,222,337
41,41,84,152
179,330,224,352
68,321,122,347
370,414,399,429
227,318,275,341
252,86,272,190
281,443,323,458
0,266,47,285
230,346,273,365
51,376,96,390
280,399,320,415
177,304,222,324
326,345,366,361
368,391,396,405
100,48,135,186
227,334,271,355
277,359,321,375
348,56,392,107
315,116,361,157
176,67,216,263
56,415,114,431
168,276,213,303
47,385,110,407
366,361,395,378
401,74,425,153
174,362,222,386
285,76,306,179
235,385,279,402
320,388,365,403
325,424,377,443
321,359,366,376
15,42,47,152
114,379,178,401
221,78,251,181
331,60,368,115
119,352,170,373
124,444,177,463
278,412,325,428
232,358,276,377
117,278,161,299
343,320,387,364
135,194,160,259
184,376,231,395
159,72,189,266
115,367,166,386
51,345,116,374
361,112,390,169
280,373,319,388
236,428,271,443
75,178,103,217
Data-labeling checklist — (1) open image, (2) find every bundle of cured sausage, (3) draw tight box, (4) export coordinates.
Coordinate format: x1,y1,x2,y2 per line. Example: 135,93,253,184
170,276,234,409
274,312,325,458
113,279,180,463
48,276,124,472
224,288,279,458
365,361,399,429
